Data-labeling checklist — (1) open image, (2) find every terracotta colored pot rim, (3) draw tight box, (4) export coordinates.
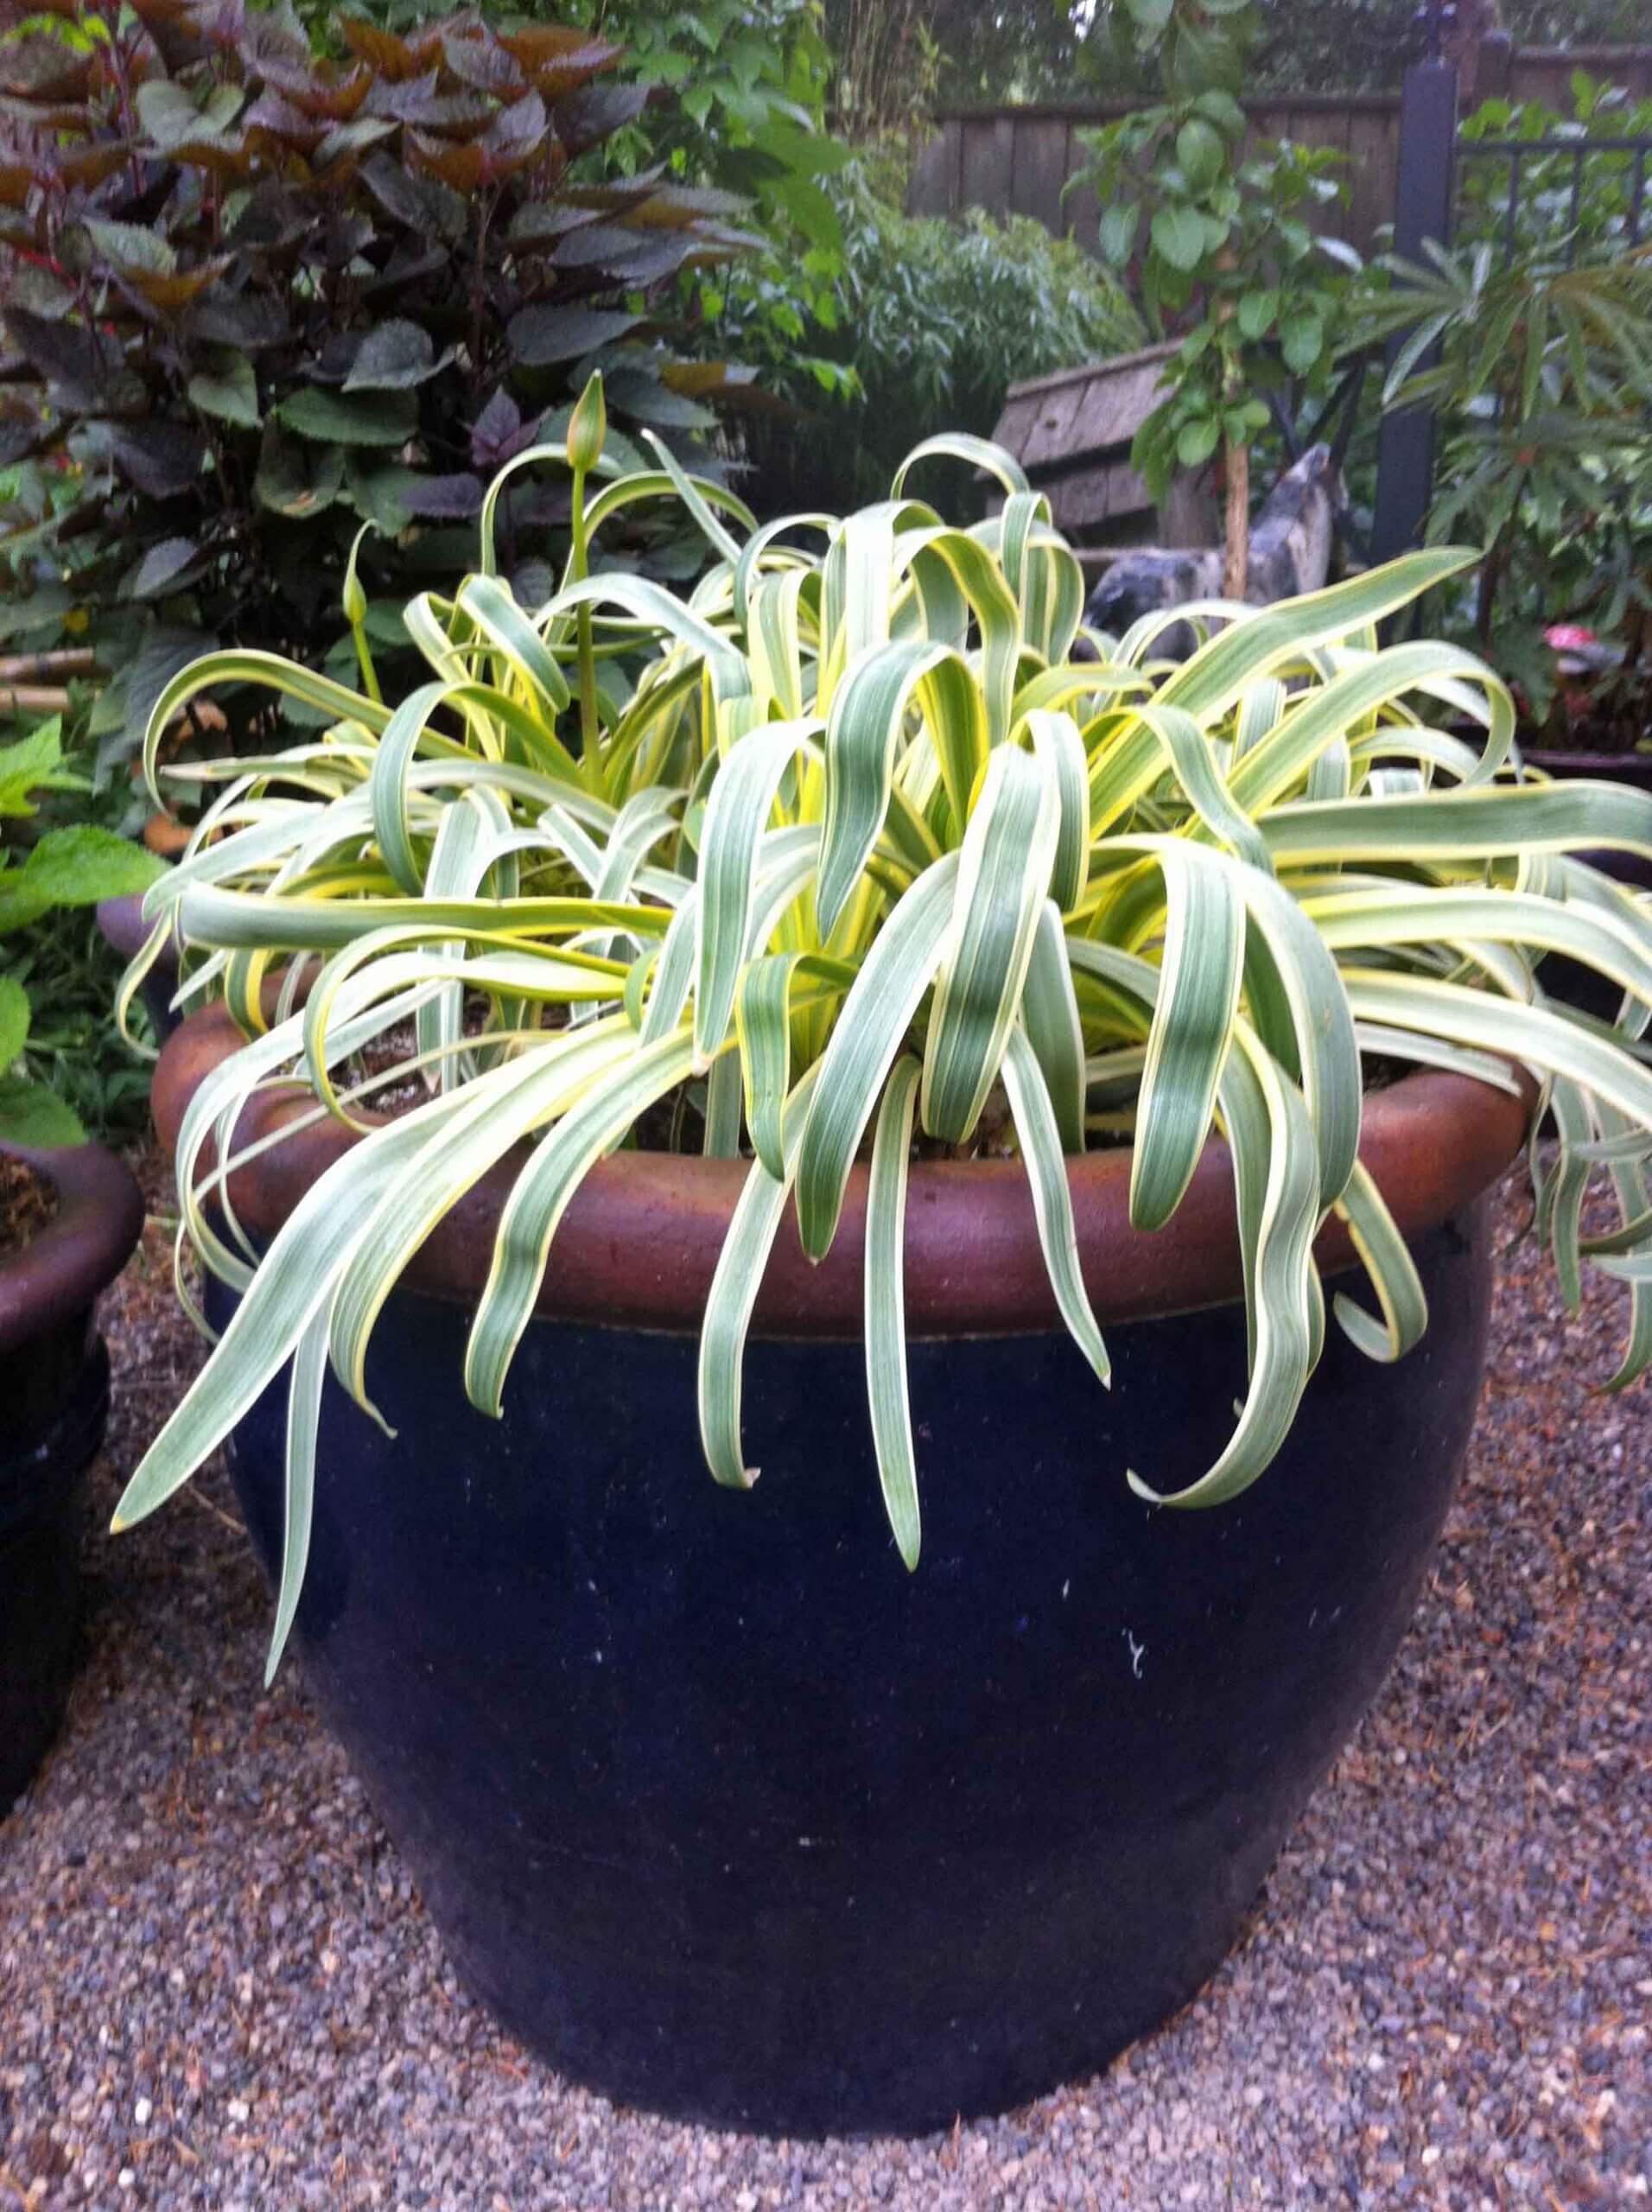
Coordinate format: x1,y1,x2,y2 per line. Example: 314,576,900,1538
153,1004,1533,1340
0,1142,146,1356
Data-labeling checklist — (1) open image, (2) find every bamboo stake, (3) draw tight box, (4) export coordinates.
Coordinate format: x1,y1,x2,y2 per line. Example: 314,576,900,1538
0,649,98,683
0,685,72,717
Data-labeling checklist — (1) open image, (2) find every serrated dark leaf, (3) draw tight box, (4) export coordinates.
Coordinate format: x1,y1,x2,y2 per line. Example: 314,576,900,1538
0,35,92,102
314,116,397,170
243,86,326,152
344,319,448,391
185,291,290,351
359,150,466,241
109,422,207,498
507,303,639,366
231,179,315,251
2,308,121,394
276,387,416,446
339,16,418,80
405,129,484,195
551,83,649,157
480,89,547,181
254,428,346,517
397,471,483,518
510,557,554,608
187,353,259,428
3,262,76,320
123,535,202,600
0,414,48,468
469,385,522,467
361,67,440,123
602,366,715,432
258,55,372,123
554,226,693,287
118,623,217,755
506,202,600,252
442,30,524,99
361,239,450,297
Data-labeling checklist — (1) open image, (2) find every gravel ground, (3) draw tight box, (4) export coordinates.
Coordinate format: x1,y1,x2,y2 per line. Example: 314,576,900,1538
2,1154,1648,2211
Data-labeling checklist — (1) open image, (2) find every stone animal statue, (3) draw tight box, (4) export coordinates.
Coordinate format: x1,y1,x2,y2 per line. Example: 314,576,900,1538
1083,443,1344,657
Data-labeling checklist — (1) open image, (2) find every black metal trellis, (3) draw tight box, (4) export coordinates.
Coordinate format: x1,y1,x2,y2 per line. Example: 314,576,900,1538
1368,0,1652,568
1458,135,1649,267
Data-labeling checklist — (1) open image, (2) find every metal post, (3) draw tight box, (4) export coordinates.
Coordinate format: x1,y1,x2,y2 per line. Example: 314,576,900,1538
1369,3,1459,570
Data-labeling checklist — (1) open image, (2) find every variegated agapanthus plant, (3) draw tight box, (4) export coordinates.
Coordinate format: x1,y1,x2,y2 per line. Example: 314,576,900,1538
113,379,1652,1681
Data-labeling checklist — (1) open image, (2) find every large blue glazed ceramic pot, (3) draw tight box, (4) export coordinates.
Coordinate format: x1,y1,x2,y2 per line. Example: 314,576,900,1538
160,1006,1526,2135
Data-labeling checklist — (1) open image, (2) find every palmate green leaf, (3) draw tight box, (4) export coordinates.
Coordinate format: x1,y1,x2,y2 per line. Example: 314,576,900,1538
865,1054,923,1568
0,975,30,1065
922,747,1058,1146
0,1075,85,1148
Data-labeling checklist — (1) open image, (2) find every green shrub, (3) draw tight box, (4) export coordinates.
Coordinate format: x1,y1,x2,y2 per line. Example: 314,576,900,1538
706,157,1142,512
0,713,162,1145
0,1,756,773
1351,79,1652,727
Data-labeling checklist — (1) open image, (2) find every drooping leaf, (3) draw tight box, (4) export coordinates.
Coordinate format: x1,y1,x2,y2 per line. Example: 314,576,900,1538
188,353,260,428
276,387,418,447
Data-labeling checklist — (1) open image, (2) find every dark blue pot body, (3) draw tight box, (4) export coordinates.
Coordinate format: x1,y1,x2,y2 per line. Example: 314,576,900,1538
213,1198,1492,2135
1,1323,108,1811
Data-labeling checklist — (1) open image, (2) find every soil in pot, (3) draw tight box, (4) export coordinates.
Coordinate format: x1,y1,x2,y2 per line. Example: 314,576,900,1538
0,1154,57,1254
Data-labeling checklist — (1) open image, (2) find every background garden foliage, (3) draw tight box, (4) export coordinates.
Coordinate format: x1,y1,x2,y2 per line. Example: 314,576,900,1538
1,0,1649,1141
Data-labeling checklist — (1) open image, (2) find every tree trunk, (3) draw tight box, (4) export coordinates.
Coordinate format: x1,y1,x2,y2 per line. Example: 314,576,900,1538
1223,437,1249,601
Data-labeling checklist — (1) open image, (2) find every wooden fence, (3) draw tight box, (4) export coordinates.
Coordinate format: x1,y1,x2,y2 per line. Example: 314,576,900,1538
906,46,1652,261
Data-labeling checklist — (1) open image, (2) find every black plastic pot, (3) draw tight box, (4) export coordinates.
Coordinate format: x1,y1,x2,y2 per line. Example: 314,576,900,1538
1523,750,1652,1020
162,1009,1530,2134
1,1143,144,1810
